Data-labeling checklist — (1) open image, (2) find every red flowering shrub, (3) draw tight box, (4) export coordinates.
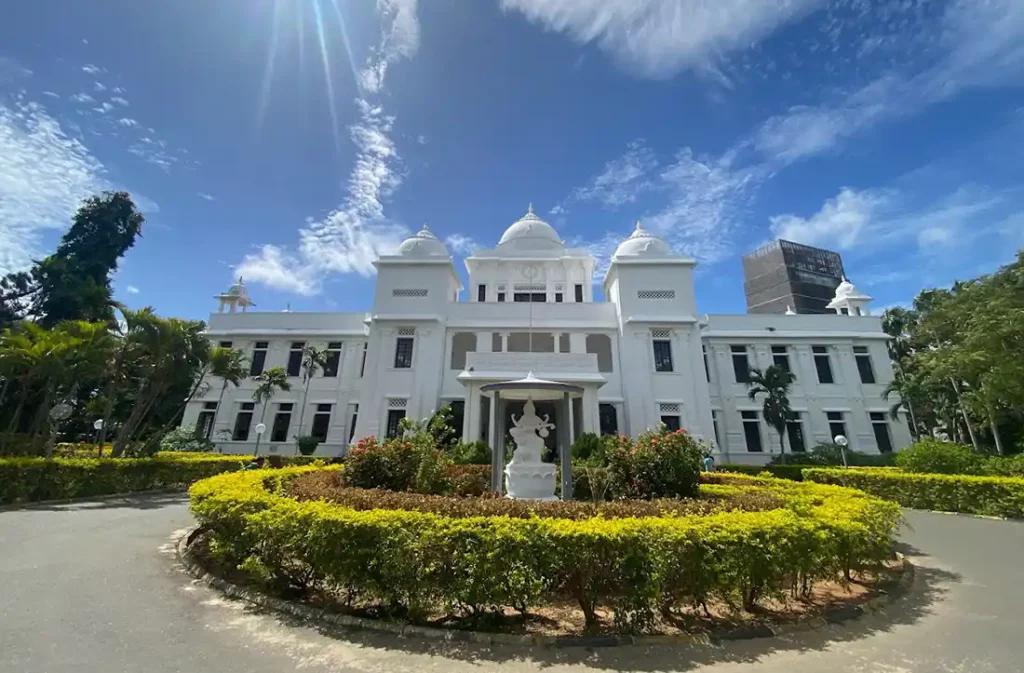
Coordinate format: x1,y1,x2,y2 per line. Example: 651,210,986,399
607,427,703,499
344,434,455,494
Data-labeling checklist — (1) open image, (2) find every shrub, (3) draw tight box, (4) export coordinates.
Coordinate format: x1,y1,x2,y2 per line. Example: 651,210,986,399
449,441,490,466
774,444,897,467
191,467,900,630
720,463,807,481
982,453,1024,477
895,439,981,475
0,452,316,504
295,436,320,456
571,432,605,465
804,467,1024,518
445,464,490,496
159,427,214,453
344,434,454,495
607,428,703,499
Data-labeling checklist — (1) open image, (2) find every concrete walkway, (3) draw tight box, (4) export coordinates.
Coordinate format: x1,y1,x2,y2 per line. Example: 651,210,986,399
1,494,1021,673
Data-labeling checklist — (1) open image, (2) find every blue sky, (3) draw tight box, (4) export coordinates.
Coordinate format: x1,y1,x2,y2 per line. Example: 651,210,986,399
1,0,1022,320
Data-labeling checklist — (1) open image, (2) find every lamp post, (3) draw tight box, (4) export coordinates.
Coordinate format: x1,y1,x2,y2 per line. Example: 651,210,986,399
93,419,104,456
253,423,267,456
46,403,74,459
834,434,849,468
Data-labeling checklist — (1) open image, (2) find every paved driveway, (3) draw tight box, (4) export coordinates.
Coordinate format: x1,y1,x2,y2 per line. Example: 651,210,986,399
1,494,1021,673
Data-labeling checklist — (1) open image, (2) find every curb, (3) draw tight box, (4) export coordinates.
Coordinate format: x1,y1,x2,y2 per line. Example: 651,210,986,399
0,487,187,511
175,526,915,648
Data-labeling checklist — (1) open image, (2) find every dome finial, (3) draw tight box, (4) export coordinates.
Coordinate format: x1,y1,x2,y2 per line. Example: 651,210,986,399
634,219,643,231
421,222,430,232
527,202,535,215
238,276,243,284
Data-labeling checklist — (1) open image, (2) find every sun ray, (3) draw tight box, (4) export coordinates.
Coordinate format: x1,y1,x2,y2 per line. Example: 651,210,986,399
311,0,341,150
255,0,285,134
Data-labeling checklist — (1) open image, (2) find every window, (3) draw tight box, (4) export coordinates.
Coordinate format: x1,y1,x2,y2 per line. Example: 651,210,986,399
599,403,618,436
574,284,584,302
271,403,293,442
771,345,792,376
742,410,763,452
311,404,331,442
196,401,217,440
731,345,751,383
870,412,894,453
712,410,722,449
786,414,806,453
477,284,487,302
813,345,834,384
497,292,505,303
348,404,359,442
661,415,681,431
586,334,613,373
702,345,711,382
653,339,674,372
450,332,476,370
218,341,232,349
659,403,680,431
323,342,342,377
854,346,876,384
385,409,406,438
741,411,764,452
827,411,847,441
555,292,563,303
287,341,304,377
359,343,367,377
394,337,414,368
232,402,255,441
513,292,545,302
249,341,268,376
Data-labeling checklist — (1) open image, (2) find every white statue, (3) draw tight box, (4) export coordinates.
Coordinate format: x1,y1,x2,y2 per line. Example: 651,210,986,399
505,399,557,500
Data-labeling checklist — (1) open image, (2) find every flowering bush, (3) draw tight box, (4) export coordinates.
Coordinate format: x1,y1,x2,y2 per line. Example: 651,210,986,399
159,427,214,453
344,432,454,495
895,439,981,475
606,427,704,499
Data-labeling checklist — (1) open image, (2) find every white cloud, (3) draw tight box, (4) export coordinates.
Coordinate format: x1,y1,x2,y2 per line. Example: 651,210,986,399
416,134,427,145
93,81,106,92
499,0,823,79
81,64,105,76
42,91,60,98
116,118,138,128
569,139,659,208
126,285,140,295
0,57,32,82
92,102,115,114
110,96,129,107
917,227,954,249
235,0,423,294
770,188,891,250
0,101,106,273
444,233,476,255
197,192,215,201
70,93,95,104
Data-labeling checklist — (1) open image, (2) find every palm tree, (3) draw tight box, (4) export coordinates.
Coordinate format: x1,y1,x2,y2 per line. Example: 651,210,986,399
747,365,796,463
294,345,328,445
207,347,249,449
252,367,290,455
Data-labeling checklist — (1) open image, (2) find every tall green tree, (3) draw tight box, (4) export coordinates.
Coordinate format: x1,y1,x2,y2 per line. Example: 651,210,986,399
0,192,144,330
206,347,249,445
294,345,328,441
252,367,290,455
747,365,796,462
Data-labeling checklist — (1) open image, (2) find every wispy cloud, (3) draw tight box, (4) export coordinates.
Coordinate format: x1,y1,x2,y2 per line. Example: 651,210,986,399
70,92,95,104
0,101,106,273
197,192,215,202
444,233,476,255
81,64,106,76
567,139,659,209
770,188,892,250
126,285,140,295
116,118,138,128
0,57,32,82
93,81,106,92
236,0,422,294
499,0,823,79
110,96,129,107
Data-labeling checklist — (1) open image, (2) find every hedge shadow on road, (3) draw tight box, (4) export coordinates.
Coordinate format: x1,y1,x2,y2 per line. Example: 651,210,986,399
7,491,189,512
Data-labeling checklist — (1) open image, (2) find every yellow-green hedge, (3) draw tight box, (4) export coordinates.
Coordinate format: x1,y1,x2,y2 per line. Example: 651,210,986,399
804,468,1024,518
0,453,316,505
190,468,900,632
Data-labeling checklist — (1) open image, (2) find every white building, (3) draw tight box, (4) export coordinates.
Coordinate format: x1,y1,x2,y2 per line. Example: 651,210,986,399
182,207,910,463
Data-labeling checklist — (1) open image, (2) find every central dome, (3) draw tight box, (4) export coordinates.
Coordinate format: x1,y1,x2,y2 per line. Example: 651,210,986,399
497,205,564,251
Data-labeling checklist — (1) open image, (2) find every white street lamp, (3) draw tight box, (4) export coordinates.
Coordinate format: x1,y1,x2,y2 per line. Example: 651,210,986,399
834,434,849,468
253,422,267,456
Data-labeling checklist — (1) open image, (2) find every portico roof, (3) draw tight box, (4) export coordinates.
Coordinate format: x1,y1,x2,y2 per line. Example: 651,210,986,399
480,371,585,400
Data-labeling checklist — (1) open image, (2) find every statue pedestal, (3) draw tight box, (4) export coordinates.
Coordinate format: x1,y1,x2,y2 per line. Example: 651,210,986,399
505,462,557,500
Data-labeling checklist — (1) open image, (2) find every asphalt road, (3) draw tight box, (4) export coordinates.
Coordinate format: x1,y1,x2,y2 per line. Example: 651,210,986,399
1,494,1021,673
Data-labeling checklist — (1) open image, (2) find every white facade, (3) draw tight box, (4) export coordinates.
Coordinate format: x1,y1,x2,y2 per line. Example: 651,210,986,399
182,209,911,462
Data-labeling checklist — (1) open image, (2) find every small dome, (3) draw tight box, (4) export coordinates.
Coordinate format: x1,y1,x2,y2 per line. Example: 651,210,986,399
398,223,448,257
228,277,249,297
497,204,564,251
613,221,676,259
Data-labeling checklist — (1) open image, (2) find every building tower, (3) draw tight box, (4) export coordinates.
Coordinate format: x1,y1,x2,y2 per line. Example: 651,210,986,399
742,240,845,314
215,277,255,313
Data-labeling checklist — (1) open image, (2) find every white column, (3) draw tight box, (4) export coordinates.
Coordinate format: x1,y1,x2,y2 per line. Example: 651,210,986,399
477,331,493,353
488,392,498,448
467,385,481,443
500,332,509,353
569,332,586,354
582,387,599,435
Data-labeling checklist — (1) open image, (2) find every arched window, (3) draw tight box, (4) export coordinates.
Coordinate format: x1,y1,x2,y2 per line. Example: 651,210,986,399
586,334,613,372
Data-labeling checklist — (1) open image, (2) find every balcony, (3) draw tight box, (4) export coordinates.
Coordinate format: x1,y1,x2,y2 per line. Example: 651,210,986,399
461,351,603,383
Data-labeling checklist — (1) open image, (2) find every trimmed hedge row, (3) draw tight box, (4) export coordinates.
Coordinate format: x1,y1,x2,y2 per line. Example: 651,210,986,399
0,453,317,505
190,467,900,631
803,468,1024,519
719,464,810,481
